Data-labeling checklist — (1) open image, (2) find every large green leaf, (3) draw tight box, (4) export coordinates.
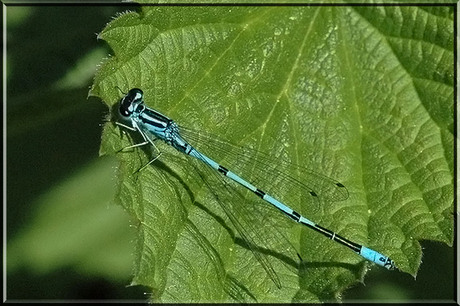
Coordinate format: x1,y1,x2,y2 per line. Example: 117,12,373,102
90,6,454,302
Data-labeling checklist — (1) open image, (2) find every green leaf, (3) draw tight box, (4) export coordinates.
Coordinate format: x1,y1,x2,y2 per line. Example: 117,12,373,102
90,6,454,302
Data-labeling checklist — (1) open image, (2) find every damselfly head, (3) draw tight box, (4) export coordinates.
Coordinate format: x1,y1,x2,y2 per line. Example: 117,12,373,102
119,88,144,117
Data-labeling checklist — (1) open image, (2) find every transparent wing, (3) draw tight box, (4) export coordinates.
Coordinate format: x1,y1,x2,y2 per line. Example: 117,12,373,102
178,125,349,209
186,148,302,288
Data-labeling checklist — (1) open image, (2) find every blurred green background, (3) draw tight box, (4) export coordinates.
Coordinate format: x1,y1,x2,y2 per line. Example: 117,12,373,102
5,5,455,302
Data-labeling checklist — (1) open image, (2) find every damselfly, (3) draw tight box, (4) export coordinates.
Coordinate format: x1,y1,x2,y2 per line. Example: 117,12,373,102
114,88,396,286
